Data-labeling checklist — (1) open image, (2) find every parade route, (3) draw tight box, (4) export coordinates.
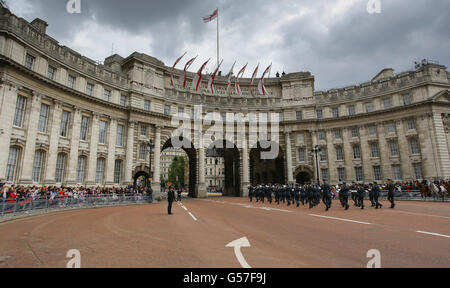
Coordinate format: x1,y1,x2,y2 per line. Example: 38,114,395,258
0,197,449,268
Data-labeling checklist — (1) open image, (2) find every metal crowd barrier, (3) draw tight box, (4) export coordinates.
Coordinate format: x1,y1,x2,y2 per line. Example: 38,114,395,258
1,194,153,218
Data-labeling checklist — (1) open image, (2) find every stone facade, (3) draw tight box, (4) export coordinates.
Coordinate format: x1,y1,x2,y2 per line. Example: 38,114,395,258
0,5,449,200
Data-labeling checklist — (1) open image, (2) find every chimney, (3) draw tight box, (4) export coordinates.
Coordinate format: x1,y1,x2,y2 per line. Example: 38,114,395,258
31,18,48,34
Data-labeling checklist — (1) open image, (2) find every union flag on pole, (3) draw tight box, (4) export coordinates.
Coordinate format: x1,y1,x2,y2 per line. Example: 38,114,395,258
170,52,187,86
182,56,197,88
208,59,223,94
235,63,247,97
226,61,236,97
258,63,272,96
250,64,259,88
203,9,218,23
192,59,210,92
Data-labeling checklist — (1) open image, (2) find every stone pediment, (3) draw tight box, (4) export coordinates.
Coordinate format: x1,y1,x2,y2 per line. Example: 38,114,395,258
431,90,450,103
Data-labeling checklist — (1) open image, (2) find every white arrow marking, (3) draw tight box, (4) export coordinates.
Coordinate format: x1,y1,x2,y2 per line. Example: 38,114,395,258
226,237,252,268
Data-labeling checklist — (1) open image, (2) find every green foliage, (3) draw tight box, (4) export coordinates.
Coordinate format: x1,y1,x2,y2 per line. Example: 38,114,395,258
168,156,185,187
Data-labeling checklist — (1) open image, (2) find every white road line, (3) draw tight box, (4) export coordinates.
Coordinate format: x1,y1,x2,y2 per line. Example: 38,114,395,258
188,212,198,221
178,203,197,221
309,214,372,225
416,231,450,239
386,210,450,220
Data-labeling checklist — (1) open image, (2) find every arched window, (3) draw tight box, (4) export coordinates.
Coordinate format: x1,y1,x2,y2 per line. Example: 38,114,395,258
95,158,105,184
114,159,123,184
76,156,86,184
55,153,67,183
6,146,21,183
32,150,46,183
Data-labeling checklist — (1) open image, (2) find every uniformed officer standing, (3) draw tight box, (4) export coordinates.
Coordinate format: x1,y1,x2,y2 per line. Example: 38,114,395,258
167,186,175,215
387,179,396,209
371,182,382,209
340,182,350,210
322,180,332,211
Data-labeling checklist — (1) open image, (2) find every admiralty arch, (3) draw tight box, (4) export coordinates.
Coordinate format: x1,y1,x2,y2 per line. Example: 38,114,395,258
0,5,449,200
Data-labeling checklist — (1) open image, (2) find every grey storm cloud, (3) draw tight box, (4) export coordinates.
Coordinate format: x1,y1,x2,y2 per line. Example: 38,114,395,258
6,0,450,90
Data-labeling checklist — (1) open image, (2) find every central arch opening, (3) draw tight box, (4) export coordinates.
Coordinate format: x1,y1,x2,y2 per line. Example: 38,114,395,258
296,171,312,185
250,141,285,185
207,140,241,197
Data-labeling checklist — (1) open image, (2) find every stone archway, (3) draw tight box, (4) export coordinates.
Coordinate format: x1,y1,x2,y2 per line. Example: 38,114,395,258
250,141,285,185
134,171,150,187
294,166,314,185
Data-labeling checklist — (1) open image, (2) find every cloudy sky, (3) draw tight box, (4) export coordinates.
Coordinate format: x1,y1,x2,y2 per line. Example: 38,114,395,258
6,0,450,90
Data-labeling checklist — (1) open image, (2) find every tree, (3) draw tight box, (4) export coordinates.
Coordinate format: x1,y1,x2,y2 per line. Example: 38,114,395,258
168,156,185,188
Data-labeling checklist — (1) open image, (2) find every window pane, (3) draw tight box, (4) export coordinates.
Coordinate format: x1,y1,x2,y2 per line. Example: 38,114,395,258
80,116,89,141
32,150,45,183
38,104,50,133
355,167,363,182
55,153,66,183
389,141,399,157
48,66,56,80
95,158,105,184
99,121,107,144
60,111,70,137
336,147,344,161
6,147,19,182
114,160,122,184
76,157,86,183
13,96,26,127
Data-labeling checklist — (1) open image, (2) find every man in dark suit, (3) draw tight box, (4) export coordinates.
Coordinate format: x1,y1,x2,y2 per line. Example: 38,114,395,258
167,186,175,215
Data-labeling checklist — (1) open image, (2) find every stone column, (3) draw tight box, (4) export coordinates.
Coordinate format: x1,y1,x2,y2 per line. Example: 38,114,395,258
0,84,18,182
124,121,136,186
66,108,82,185
342,128,355,181
430,112,450,179
359,127,373,183
326,131,338,183
377,123,393,180
86,113,100,186
20,92,42,184
44,101,63,185
397,120,413,180
285,132,294,184
241,137,250,197
105,118,117,186
151,126,162,200
196,146,207,198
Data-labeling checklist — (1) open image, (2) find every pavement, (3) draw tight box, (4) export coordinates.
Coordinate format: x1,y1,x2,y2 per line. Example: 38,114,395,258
0,197,449,268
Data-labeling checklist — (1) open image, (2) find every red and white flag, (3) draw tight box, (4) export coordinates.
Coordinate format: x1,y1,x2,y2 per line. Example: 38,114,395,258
250,64,259,88
192,59,210,92
208,59,223,94
258,63,272,96
203,9,218,23
235,63,247,97
226,61,236,96
170,52,187,86
182,56,197,88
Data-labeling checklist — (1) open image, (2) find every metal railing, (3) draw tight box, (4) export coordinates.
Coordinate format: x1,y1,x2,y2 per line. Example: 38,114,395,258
1,194,153,219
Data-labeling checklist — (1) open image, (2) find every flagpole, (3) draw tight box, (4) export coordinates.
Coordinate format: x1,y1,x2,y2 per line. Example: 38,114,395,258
217,8,219,68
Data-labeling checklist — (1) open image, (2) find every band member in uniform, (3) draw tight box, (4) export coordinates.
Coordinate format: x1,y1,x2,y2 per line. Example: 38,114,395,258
275,184,281,205
248,185,254,202
368,182,375,207
340,182,350,210
387,179,396,209
357,183,365,210
294,184,301,207
322,180,332,211
351,181,359,207
372,182,382,209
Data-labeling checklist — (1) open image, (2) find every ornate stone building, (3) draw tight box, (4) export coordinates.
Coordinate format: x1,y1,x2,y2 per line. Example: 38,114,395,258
0,5,449,199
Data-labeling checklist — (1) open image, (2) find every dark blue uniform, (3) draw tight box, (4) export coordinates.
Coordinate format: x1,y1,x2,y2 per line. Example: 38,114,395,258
322,182,332,211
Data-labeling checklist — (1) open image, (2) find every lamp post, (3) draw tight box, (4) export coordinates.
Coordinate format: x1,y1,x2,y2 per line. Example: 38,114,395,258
147,141,154,202
311,145,321,185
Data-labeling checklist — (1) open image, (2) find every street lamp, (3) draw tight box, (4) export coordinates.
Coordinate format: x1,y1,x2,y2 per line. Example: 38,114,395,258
147,140,154,185
311,145,321,185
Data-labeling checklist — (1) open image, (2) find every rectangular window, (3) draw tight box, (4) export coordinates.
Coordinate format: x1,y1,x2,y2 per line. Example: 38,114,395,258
389,141,399,157
337,168,346,181
317,110,323,120
332,108,339,118
407,119,416,130
348,105,356,116
13,95,27,127
353,145,361,159
104,89,111,102
120,95,127,106
392,165,402,180
55,153,66,183
60,111,70,137
86,83,94,96
140,125,147,137
116,125,124,147
320,150,327,162
413,163,423,180
370,142,380,158
144,100,151,111
164,105,171,115
336,146,344,161
6,147,19,182
99,121,107,144
47,66,56,80
373,166,382,181
68,75,76,89
80,116,89,141
298,149,305,162
351,127,359,138
76,157,86,183
410,138,421,155
114,160,122,184
32,150,45,183
318,131,326,141
368,125,377,136
383,98,392,109
403,94,412,105
25,54,35,69
334,129,342,139
139,143,146,160
321,169,329,181
297,133,304,143
355,167,363,182
178,107,184,117
365,103,374,113
95,158,105,184
387,122,396,134
296,111,303,120
38,104,50,133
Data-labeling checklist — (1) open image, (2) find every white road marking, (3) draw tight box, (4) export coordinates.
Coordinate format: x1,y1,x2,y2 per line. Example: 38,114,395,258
309,214,372,225
386,210,450,220
178,203,197,221
226,237,252,268
201,199,293,213
188,212,198,221
416,231,450,239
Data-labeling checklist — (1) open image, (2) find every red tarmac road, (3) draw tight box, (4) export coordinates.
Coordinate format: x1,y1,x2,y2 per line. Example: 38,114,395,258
0,198,449,268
